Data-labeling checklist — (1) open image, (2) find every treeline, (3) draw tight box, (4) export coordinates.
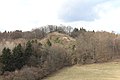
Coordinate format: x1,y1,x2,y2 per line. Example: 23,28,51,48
0,25,88,40
0,25,73,40
75,31,117,64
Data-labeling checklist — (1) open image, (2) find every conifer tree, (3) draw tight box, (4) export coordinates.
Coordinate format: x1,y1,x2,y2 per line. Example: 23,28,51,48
1,48,11,64
1,47,15,71
25,41,32,57
24,41,33,64
12,44,24,69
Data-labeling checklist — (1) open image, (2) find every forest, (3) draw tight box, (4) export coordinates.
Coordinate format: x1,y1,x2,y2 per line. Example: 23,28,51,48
0,25,120,80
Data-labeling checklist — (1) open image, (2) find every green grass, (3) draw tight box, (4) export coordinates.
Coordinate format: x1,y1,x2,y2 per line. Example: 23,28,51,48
43,61,120,80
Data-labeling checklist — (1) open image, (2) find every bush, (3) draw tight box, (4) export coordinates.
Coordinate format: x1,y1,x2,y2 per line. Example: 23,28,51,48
46,39,52,47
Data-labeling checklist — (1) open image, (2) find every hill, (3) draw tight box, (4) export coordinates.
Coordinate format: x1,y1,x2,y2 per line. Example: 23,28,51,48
0,31,120,80
40,32,76,49
0,32,76,55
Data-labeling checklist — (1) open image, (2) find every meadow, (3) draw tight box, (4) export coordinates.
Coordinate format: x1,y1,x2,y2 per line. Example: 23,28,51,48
43,60,120,80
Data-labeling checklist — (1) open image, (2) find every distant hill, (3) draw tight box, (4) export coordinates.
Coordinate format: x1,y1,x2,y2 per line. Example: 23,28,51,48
40,32,76,49
0,32,76,54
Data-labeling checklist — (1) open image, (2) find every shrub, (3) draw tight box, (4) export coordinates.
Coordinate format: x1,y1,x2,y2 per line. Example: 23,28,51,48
46,39,52,47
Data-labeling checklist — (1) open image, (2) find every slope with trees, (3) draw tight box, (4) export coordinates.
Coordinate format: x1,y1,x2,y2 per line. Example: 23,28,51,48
0,26,119,80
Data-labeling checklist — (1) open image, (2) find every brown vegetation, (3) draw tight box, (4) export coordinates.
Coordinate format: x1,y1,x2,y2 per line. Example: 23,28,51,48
0,26,120,80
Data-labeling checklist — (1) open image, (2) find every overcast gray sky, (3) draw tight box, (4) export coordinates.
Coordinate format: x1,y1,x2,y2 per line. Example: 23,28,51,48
0,0,120,33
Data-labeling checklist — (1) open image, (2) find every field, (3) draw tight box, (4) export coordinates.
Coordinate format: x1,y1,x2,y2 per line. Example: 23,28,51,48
43,60,120,80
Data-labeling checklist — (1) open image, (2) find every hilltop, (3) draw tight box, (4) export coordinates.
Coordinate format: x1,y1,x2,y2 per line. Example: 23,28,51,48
40,32,76,50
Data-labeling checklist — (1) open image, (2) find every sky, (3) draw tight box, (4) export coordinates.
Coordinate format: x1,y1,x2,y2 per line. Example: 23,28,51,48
0,0,120,33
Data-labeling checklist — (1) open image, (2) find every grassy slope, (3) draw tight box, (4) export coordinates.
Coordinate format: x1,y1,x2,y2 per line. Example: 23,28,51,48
40,32,76,50
43,61,120,80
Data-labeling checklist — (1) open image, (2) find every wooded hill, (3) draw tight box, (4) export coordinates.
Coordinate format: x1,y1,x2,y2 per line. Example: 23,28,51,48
0,25,120,80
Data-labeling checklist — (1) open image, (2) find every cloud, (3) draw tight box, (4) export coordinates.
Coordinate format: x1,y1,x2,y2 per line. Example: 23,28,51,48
62,0,120,33
59,0,111,22
0,0,120,33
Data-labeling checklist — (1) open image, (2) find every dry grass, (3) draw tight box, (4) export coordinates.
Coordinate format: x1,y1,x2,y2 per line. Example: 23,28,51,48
43,61,120,80
40,32,76,49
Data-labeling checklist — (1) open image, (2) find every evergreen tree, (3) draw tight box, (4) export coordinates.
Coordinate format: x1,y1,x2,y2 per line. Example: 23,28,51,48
1,47,15,72
0,42,33,72
1,48,11,64
71,28,79,38
12,44,24,69
80,27,86,32
24,41,33,62
25,41,33,57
